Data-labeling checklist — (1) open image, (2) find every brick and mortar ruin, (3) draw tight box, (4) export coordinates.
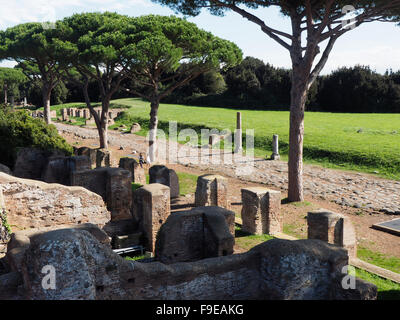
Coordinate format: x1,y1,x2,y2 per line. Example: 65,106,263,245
0,225,376,300
0,148,377,300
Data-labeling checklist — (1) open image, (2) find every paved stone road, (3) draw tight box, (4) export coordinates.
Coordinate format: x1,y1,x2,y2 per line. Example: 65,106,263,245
56,123,400,215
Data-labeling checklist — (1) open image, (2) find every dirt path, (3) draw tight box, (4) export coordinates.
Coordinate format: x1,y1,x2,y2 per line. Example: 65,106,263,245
56,122,400,258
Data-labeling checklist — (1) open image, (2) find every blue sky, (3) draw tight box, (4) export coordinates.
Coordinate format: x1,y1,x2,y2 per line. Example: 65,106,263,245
0,0,399,74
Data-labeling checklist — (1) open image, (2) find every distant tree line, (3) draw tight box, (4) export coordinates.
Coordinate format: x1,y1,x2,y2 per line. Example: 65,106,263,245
164,57,400,113
3,56,400,115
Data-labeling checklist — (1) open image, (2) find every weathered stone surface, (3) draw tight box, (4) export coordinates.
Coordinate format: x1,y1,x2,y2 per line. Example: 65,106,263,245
0,164,12,175
0,271,23,300
195,174,228,208
20,229,132,300
0,187,10,246
155,206,235,264
8,228,375,300
258,239,349,300
76,147,97,169
0,172,110,230
332,278,378,300
71,168,132,221
13,148,64,180
133,183,170,252
96,149,111,168
41,155,91,185
307,209,357,258
119,157,146,185
130,123,141,133
241,187,282,235
6,223,111,273
149,165,179,198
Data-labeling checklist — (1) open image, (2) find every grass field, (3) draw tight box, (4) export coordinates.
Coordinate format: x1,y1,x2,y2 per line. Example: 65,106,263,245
50,98,400,180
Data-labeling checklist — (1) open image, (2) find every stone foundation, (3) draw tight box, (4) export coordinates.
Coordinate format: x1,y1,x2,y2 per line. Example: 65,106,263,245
155,206,235,264
307,209,357,258
76,147,97,169
195,174,228,208
119,158,146,185
96,149,111,168
0,172,110,230
0,226,377,300
149,165,179,198
241,187,282,235
132,184,170,252
71,168,132,221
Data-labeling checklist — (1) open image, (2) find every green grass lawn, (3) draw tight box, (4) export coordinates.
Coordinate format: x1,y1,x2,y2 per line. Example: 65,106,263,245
357,246,400,274
51,98,400,180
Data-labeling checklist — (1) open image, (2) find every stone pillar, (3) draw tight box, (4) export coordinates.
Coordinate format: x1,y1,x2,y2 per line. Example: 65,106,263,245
62,109,69,121
195,174,228,208
133,183,171,252
149,165,179,198
71,167,132,221
241,187,282,235
106,168,133,221
234,112,242,153
307,209,357,258
119,157,146,185
271,135,280,160
77,147,97,169
97,110,101,118
96,149,111,168
83,109,90,119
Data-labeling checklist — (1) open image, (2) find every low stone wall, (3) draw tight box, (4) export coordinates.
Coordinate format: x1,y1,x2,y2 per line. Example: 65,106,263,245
149,165,179,198
0,172,111,230
2,226,377,300
155,206,235,264
71,168,132,221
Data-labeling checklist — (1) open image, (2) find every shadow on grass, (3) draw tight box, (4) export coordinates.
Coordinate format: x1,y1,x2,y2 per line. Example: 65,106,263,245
378,290,400,300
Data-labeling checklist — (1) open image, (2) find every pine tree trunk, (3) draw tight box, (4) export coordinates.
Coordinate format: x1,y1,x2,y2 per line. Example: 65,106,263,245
98,99,110,149
42,85,52,124
288,74,308,202
148,99,159,163
4,84,7,105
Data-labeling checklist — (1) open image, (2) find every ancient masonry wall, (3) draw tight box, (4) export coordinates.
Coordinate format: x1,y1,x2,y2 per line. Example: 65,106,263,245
3,227,376,300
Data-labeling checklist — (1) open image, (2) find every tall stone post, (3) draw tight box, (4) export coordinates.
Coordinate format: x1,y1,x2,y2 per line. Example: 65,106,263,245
133,184,171,252
234,112,242,153
271,134,280,160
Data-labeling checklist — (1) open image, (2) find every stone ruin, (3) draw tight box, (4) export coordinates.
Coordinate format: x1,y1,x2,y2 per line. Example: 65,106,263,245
72,167,132,221
149,165,180,198
155,206,235,264
132,183,171,252
0,224,377,300
0,147,376,300
307,209,357,258
119,157,146,185
0,172,110,231
241,187,282,235
195,174,228,208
